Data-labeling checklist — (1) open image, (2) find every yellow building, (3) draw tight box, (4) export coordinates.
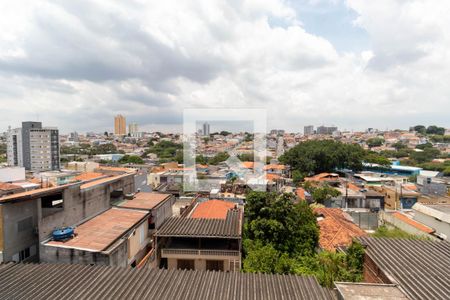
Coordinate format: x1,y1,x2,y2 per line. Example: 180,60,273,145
114,114,126,135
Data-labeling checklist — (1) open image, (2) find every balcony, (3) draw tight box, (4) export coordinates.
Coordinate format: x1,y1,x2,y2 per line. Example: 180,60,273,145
161,248,240,258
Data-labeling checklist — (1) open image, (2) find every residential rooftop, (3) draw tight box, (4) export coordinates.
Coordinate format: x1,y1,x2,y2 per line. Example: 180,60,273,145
334,282,408,300
157,209,242,239
315,208,366,251
117,192,172,211
45,207,148,252
0,263,335,300
190,199,237,219
359,237,450,300
413,203,450,224
391,212,434,234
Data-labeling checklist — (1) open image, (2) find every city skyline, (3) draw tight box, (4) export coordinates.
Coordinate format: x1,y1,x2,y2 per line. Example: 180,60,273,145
1,1,450,133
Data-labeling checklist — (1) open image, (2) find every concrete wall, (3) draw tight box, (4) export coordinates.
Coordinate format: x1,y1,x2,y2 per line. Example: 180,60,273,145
108,240,128,267
166,257,238,271
152,196,176,229
414,211,450,240
379,211,437,240
0,199,39,262
38,175,135,242
128,222,148,261
40,245,110,266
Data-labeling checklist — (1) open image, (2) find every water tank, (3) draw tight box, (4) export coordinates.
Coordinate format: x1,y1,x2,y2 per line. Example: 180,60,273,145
52,227,75,241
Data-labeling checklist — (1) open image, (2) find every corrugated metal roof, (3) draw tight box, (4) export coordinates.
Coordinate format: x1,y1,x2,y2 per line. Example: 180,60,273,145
156,209,242,238
359,237,450,300
0,263,335,300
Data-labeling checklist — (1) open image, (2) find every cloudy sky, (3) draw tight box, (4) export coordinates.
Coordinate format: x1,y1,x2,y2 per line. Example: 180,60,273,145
0,0,449,133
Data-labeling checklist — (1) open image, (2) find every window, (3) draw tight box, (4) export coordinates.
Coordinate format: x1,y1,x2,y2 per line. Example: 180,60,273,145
19,248,30,261
177,259,195,270
41,192,64,217
206,260,224,271
13,246,35,262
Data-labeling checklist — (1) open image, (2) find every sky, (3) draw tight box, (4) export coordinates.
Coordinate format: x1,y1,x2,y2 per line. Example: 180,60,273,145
0,0,449,134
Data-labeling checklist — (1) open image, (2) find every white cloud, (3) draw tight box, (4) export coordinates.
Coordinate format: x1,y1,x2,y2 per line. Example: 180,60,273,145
0,0,448,133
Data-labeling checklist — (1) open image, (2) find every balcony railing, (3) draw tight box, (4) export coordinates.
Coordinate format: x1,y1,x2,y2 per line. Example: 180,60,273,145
161,248,240,257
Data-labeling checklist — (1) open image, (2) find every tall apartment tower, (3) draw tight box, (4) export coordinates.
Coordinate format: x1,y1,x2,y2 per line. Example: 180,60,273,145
128,123,138,134
202,122,210,136
114,115,126,135
304,125,314,135
316,126,338,135
7,122,60,172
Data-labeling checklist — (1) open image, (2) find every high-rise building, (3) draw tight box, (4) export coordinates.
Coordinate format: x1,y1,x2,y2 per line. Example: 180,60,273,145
304,125,314,135
316,126,338,135
69,131,79,142
7,122,60,172
202,122,210,136
128,123,138,134
114,115,126,135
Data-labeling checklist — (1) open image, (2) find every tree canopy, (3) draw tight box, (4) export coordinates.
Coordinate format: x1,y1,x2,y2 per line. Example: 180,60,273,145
243,191,365,287
366,137,384,148
279,140,366,174
118,155,144,164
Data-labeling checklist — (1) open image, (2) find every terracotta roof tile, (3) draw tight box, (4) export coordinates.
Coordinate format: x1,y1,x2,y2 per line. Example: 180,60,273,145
0,182,23,191
296,187,306,200
305,173,340,182
73,172,105,182
241,162,254,169
392,212,434,234
263,164,286,170
315,208,366,251
46,208,148,251
118,192,171,210
191,200,236,219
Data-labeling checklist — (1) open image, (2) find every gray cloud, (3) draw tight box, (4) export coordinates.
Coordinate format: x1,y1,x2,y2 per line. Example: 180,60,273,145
0,0,449,133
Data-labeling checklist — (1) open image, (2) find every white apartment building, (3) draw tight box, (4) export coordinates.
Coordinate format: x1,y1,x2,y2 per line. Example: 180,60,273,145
7,122,60,172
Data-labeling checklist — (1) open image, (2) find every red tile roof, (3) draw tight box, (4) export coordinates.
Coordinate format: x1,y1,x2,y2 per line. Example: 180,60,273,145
118,192,171,210
46,208,148,251
305,173,340,182
241,162,254,169
80,174,130,190
0,182,23,191
266,173,281,182
263,164,286,170
73,172,105,182
392,212,434,234
315,208,366,251
296,187,306,200
191,200,236,219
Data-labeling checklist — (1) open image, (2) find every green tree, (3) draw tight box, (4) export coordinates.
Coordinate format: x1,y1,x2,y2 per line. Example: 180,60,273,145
119,155,144,164
292,170,306,186
392,141,407,150
238,153,254,162
311,185,341,204
366,137,384,148
426,125,445,135
413,125,426,135
196,155,208,165
410,147,440,163
0,143,7,155
364,152,391,166
209,152,230,165
243,240,295,274
245,192,319,255
146,140,182,159
279,140,365,174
